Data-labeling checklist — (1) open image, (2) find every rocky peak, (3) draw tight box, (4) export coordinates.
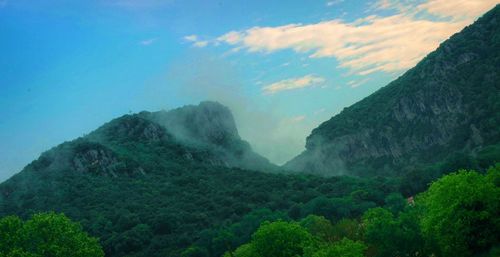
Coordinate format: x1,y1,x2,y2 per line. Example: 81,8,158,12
145,101,241,148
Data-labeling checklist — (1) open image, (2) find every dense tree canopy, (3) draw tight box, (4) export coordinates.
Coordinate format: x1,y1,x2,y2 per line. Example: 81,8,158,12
0,212,104,257
0,144,398,257
419,168,500,256
312,238,366,257
223,166,500,257
224,217,368,257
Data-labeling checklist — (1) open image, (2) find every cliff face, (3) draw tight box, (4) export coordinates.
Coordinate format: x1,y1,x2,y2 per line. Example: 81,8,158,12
145,101,241,147
285,5,500,176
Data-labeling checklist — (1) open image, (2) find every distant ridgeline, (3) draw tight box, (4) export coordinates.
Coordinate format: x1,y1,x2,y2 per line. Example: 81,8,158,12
285,5,500,177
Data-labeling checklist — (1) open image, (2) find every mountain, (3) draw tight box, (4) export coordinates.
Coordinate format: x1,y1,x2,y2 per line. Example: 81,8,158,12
285,5,500,177
0,102,399,257
140,101,277,172
78,101,277,174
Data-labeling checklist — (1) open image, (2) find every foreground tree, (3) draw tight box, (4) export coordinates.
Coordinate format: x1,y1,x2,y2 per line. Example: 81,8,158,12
419,167,500,256
362,206,425,257
252,221,313,257
362,208,399,256
0,212,104,257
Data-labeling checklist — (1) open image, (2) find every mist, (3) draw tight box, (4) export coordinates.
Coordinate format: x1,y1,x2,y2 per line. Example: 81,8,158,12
163,51,326,165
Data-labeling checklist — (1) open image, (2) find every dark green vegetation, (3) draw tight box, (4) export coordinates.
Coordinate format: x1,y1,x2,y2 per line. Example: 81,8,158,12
224,167,500,257
1,5,499,257
285,5,500,177
0,102,402,257
0,212,104,257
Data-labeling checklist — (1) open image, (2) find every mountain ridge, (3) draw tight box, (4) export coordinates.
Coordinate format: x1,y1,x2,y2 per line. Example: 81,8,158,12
284,5,500,177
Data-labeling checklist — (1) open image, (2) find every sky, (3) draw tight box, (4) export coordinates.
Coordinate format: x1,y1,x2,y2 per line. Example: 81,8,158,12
0,0,498,181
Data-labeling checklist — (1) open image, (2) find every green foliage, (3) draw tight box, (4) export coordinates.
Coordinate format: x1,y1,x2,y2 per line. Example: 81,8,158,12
300,215,335,242
223,244,259,257
0,135,397,257
230,167,500,257
0,212,104,257
251,221,313,257
362,206,425,257
419,168,500,256
181,246,209,257
383,193,406,214
227,218,367,257
362,208,399,256
312,238,366,257
330,218,363,242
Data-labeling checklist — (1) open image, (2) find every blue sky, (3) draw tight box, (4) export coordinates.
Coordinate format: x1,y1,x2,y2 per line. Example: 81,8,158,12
0,0,497,181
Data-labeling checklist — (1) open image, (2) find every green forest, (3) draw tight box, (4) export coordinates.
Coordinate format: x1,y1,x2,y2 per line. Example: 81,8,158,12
1,166,499,257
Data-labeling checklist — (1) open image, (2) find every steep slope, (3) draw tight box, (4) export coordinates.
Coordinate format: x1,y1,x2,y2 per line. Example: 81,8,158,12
285,5,500,177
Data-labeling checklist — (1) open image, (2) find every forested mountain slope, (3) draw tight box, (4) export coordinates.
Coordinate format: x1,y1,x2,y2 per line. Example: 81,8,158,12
285,5,500,177
0,101,401,257
86,101,278,173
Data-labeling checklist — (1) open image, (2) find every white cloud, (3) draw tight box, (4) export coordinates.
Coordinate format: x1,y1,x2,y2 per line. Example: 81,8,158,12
184,34,198,42
216,0,498,75
184,34,209,48
370,0,415,13
139,38,157,46
262,75,325,95
217,31,242,45
326,0,344,7
372,0,498,21
193,41,208,47
418,0,499,21
347,78,370,88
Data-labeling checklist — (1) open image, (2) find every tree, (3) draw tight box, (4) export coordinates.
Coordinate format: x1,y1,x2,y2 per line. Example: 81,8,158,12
362,206,426,257
312,238,366,257
0,216,24,255
111,223,153,254
0,212,104,257
251,221,313,257
181,246,209,257
383,193,406,215
224,244,260,257
419,169,500,256
331,218,363,242
362,208,399,256
300,215,335,242
394,208,426,257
